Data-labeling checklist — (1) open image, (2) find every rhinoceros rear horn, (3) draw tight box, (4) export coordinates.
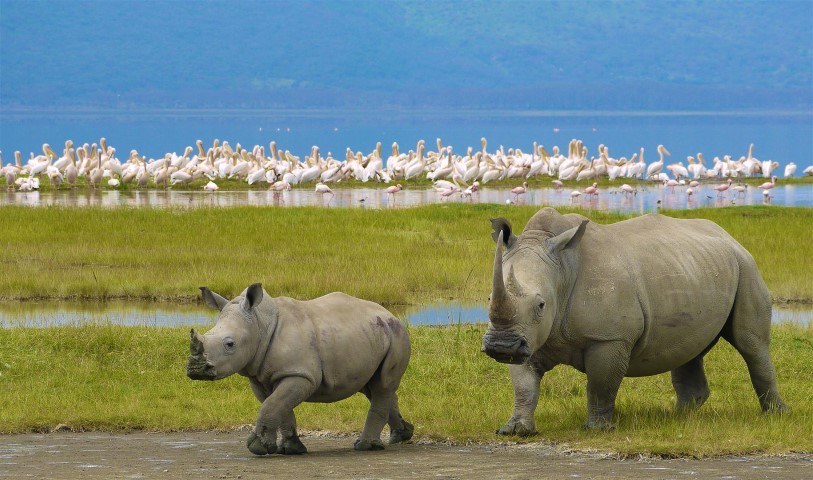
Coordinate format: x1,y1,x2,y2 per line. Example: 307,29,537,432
189,329,204,356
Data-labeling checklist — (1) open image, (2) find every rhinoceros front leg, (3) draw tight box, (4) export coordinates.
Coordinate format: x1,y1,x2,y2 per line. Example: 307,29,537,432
497,363,543,436
248,377,314,456
277,410,307,455
584,341,630,430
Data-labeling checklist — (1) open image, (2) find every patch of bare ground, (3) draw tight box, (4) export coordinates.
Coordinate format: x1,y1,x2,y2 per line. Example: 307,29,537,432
1,432,810,479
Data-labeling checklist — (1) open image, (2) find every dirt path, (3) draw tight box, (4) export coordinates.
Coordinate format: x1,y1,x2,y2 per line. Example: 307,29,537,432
1,432,810,479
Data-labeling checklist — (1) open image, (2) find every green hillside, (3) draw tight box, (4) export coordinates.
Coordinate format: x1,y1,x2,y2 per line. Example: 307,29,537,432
1,0,811,110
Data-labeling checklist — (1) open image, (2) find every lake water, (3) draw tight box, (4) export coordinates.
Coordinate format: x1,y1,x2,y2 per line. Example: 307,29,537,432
2,183,811,213
1,302,809,328
2,112,811,170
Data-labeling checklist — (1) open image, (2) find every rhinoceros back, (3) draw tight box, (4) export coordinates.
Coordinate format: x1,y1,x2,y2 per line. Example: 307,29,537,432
264,293,409,402
572,214,756,376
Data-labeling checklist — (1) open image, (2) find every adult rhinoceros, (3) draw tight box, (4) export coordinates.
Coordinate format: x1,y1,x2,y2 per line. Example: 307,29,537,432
481,208,786,434
187,283,413,454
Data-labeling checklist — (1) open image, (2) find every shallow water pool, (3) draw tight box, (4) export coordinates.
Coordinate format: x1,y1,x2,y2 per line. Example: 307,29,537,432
0,302,808,328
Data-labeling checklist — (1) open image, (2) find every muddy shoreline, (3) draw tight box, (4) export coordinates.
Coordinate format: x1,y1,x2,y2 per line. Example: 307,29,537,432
1,432,811,479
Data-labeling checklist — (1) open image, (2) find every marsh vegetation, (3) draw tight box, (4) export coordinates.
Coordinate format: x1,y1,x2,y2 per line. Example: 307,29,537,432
1,323,810,455
1,204,811,455
0,205,810,304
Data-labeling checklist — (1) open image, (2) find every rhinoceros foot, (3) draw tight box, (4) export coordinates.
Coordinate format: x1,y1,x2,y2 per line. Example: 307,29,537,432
279,435,308,455
496,418,536,437
247,431,277,456
389,420,414,444
354,438,385,451
583,418,616,431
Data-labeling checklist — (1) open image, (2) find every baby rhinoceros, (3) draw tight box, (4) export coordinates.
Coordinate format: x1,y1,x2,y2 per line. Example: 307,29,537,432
186,283,413,455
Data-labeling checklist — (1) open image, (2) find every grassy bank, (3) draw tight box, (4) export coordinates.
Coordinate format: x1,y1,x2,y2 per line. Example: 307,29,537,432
0,323,810,455
3,174,812,193
0,205,810,304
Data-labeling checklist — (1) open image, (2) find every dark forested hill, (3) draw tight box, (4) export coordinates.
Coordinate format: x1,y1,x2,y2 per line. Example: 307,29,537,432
1,0,811,111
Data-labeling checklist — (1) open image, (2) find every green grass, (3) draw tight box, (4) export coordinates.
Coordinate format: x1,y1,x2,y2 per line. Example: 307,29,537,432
0,205,810,304
0,323,810,456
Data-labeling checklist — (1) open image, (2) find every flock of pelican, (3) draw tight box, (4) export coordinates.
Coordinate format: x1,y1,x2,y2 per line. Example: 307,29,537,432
1,138,811,198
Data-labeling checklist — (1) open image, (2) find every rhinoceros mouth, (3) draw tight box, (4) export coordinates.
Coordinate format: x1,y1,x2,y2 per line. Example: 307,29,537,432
186,358,217,380
481,331,532,365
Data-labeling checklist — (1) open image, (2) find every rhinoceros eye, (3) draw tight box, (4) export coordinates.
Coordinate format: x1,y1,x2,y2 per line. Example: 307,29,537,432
223,337,236,353
534,301,545,317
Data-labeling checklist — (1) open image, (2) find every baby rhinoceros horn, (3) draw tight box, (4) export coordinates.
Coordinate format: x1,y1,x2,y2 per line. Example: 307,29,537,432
189,329,205,356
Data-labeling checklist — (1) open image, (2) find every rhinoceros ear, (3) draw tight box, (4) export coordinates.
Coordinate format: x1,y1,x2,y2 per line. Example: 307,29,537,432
200,287,228,311
547,220,588,255
242,283,264,312
490,217,517,249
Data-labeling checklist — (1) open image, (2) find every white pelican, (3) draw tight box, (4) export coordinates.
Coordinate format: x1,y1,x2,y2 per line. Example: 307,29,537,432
646,145,670,179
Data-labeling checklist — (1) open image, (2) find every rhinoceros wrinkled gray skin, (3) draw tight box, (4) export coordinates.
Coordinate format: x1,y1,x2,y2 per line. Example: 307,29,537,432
186,283,413,455
482,207,786,435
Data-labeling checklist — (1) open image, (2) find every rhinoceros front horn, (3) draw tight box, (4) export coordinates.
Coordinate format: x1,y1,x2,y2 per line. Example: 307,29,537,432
489,232,515,325
492,232,507,301
190,329,205,356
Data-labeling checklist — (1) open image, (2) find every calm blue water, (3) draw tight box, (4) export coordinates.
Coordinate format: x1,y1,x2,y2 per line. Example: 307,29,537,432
1,112,811,171
1,302,809,327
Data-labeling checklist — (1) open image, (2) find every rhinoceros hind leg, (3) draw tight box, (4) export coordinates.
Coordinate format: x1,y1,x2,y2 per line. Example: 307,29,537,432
354,438,385,451
722,278,788,413
671,353,711,411
389,419,414,444
497,417,537,436
387,393,413,444
356,345,409,450
724,333,787,413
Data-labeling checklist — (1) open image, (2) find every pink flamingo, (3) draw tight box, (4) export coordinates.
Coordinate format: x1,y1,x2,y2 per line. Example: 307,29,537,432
269,180,291,204
315,182,334,204
583,182,598,198
461,182,479,202
689,180,700,188
385,183,402,204
511,181,528,203
714,178,734,198
619,183,635,197
758,176,778,190
438,187,457,202
551,179,563,190
663,178,679,193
